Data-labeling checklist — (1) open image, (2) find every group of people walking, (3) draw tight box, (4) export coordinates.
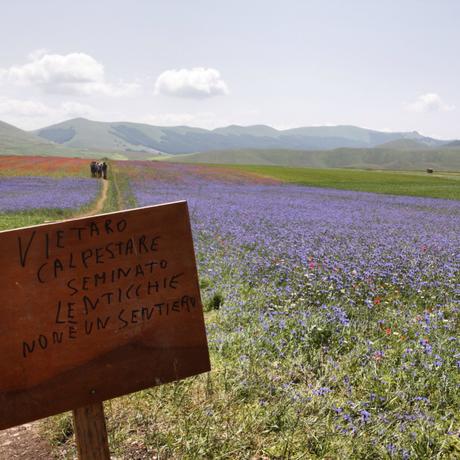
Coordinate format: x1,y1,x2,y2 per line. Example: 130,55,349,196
90,161,108,180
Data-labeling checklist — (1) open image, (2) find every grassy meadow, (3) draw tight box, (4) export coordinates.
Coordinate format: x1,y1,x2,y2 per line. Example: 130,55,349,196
226,165,460,201
1,159,459,459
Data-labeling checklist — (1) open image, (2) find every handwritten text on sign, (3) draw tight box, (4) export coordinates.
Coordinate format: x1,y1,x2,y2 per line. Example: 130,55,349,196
0,202,210,430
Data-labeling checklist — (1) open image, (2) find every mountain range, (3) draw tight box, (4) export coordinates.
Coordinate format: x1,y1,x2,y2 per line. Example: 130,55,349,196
0,118,459,170
33,118,450,154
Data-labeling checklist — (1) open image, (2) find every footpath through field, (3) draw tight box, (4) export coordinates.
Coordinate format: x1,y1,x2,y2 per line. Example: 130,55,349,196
0,177,110,459
77,177,109,217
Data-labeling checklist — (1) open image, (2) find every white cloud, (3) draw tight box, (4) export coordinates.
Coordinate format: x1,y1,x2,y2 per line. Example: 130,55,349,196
0,97,50,117
0,97,99,129
154,67,229,98
1,51,138,96
406,93,455,113
27,48,50,61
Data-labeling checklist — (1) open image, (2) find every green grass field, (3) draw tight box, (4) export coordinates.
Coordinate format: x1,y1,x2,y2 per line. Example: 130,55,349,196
228,165,460,200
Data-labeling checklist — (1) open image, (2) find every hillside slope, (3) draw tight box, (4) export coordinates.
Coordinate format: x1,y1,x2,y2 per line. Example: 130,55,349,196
34,118,447,154
0,120,72,156
0,120,161,159
166,147,460,171
443,140,460,148
375,139,430,150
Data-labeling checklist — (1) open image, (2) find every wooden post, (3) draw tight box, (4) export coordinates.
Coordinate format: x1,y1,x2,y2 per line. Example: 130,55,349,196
73,402,110,460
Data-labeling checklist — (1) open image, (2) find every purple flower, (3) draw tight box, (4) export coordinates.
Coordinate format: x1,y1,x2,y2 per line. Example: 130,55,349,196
360,410,371,423
313,387,331,396
0,176,100,211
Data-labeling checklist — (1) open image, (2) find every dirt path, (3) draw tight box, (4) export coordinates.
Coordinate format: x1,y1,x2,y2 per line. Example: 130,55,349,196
0,179,110,459
77,178,109,217
0,423,53,460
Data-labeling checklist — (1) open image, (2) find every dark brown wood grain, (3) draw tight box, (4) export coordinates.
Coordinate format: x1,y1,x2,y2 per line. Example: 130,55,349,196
0,202,210,430
73,402,110,460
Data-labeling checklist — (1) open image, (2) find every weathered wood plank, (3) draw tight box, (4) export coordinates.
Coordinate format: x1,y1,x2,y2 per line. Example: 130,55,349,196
0,202,210,430
73,402,110,460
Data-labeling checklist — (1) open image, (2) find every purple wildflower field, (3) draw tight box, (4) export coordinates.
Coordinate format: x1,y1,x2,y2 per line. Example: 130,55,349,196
121,163,460,458
0,176,100,212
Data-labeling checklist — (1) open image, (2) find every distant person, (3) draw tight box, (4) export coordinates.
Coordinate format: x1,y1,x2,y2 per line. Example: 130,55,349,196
90,161,98,178
102,162,108,180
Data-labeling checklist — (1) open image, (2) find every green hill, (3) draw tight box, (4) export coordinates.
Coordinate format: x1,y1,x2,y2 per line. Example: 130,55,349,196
375,139,430,150
443,140,460,148
2,117,457,168
165,147,460,171
35,118,162,152
33,118,448,154
0,120,72,156
35,118,207,154
0,120,161,160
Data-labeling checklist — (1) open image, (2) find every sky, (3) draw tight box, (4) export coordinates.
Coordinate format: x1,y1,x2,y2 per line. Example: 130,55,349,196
0,0,459,138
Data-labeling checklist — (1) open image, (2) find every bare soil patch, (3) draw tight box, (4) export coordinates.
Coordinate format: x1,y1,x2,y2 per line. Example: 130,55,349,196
0,423,54,460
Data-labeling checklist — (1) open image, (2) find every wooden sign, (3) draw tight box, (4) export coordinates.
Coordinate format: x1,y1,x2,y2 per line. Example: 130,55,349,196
0,201,210,430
